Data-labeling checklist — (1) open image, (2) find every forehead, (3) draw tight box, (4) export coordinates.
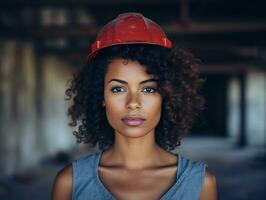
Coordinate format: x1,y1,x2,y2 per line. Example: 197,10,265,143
104,58,155,82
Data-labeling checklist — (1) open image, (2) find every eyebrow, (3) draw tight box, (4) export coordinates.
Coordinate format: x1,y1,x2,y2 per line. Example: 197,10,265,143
108,78,158,85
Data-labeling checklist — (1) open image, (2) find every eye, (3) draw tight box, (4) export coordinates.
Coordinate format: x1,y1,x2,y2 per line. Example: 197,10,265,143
142,87,157,93
110,86,126,93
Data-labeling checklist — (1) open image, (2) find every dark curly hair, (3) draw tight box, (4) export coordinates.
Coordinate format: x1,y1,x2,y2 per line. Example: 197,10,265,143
65,44,205,151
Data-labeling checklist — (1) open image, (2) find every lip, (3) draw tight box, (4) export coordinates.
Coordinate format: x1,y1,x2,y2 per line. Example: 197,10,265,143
121,117,146,126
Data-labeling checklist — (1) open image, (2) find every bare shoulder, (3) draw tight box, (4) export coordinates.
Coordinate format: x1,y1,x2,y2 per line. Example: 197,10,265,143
199,167,217,200
51,163,73,200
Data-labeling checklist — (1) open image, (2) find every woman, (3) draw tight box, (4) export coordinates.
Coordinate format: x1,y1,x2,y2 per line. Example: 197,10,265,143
51,13,217,200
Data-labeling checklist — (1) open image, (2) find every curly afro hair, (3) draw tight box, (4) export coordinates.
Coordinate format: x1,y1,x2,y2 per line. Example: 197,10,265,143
65,44,205,151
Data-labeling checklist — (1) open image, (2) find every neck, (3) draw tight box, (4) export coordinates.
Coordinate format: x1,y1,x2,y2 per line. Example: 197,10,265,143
105,131,163,170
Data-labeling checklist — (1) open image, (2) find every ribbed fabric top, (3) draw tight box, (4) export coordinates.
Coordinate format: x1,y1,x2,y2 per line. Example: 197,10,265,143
72,151,207,200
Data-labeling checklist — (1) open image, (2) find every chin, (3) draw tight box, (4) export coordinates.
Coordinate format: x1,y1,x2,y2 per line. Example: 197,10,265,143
115,127,154,138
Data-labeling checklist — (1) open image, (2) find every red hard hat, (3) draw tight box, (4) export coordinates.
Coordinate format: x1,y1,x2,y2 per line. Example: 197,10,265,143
87,12,172,60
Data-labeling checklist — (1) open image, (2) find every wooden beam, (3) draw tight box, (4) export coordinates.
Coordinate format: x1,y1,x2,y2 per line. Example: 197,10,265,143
202,63,265,74
1,21,266,39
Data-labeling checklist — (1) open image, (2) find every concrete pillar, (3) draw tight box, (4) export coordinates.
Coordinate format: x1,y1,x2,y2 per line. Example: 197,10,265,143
239,73,247,147
0,41,75,176
0,41,39,175
0,41,17,176
246,70,266,147
227,76,241,144
14,42,39,174
40,55,75,156
227,70,266,148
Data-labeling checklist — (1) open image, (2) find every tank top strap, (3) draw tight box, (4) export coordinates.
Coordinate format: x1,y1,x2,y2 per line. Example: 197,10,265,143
167,155,208,200
72,153,97,179
72,153,99,199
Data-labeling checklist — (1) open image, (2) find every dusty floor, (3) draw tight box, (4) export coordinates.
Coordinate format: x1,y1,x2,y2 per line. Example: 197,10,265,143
0,137,265,200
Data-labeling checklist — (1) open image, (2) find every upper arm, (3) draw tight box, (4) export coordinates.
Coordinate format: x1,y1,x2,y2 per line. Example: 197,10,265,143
51,163,73,200
199,167,217,200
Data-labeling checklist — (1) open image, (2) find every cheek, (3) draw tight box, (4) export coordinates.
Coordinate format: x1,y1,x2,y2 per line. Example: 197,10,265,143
105,101,121,119
143,97,162,124
103,93,124,127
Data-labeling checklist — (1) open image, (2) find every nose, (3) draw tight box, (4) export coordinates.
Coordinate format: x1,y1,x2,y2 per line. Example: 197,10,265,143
126,91,142,110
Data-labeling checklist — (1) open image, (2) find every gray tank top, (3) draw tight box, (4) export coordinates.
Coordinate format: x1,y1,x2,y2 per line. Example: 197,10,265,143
72,151,207,200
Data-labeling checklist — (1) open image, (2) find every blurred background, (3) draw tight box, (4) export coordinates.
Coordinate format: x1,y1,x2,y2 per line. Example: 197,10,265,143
0,0,266,199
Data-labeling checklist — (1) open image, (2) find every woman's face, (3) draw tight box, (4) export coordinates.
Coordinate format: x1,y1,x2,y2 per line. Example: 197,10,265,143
103,58,162,138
